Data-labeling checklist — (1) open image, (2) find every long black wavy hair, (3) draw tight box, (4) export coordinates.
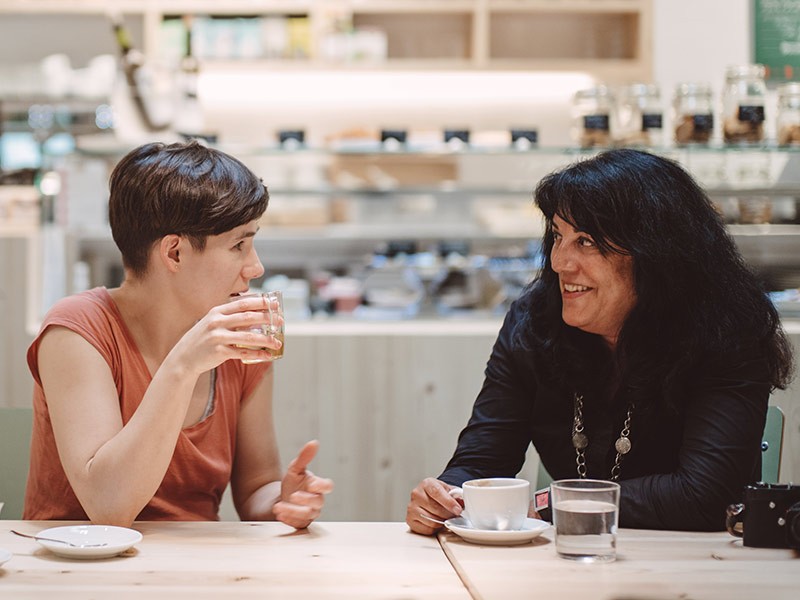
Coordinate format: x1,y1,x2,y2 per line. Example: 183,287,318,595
516,149,793,411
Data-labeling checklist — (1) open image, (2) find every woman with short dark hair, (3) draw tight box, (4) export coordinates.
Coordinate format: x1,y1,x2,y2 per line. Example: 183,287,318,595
407,149,793,533
25,141,333,527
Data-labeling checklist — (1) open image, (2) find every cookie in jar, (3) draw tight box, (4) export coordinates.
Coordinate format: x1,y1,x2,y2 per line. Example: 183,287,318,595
722,64,766,144
777,82,800,146
673,83,714,145
616,83,663,146
572,86,614,148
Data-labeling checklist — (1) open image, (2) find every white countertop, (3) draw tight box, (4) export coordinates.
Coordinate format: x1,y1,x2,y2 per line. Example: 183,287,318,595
782,318,800,334
286,317,800,337
287,318,504,336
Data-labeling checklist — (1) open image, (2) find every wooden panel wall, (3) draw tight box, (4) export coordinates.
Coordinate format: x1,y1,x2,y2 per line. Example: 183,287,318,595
269,323,534,522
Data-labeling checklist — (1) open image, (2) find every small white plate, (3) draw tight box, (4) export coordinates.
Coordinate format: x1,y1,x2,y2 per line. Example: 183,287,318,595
445,517,550,546
35,525,142,559
0,547,12,567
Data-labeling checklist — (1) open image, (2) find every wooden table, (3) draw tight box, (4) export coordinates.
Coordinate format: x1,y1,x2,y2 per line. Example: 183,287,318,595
3,521,799,599
439,527,800,600
0,521,470,599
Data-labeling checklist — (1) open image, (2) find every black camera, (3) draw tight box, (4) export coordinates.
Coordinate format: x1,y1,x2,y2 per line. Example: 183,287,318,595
726,482,800,549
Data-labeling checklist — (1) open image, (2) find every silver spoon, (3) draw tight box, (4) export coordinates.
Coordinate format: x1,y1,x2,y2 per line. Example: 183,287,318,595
419,513,448,526
10,529,108,548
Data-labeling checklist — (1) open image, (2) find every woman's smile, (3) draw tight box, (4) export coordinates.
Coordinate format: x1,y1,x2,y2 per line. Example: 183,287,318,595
562,282,592,294
550,215,637,347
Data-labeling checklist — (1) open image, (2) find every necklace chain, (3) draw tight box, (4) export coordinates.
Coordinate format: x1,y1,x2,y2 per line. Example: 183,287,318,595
572,393,634,481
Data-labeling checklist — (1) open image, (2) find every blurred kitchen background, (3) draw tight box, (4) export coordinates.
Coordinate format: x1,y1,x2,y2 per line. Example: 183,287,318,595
2,0,799,520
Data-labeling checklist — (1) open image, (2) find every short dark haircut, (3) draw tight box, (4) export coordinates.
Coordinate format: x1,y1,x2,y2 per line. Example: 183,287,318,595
519,149,793,409
108,141,269,277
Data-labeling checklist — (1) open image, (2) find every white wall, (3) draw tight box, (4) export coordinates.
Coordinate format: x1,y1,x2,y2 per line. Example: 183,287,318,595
653,0,751,93
652,0,755,138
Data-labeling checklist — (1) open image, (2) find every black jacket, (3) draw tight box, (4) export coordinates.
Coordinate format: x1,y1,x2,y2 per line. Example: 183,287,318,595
439,297,770,531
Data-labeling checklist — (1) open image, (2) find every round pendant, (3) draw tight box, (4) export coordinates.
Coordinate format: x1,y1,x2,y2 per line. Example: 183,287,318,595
572,432,588,450
615,436,632,455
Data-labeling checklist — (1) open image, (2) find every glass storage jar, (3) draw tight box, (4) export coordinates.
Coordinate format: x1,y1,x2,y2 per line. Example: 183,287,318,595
722,64,766,144
616,83,663,146
673,82,714,145
572,85,614,148
737,196,772,225
777,82,800,146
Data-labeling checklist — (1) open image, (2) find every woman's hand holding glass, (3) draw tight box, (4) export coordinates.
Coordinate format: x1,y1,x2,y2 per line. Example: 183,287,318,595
233,291,284,364
166,294,283,377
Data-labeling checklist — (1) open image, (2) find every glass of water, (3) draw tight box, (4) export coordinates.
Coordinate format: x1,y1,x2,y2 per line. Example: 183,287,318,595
550,479,620,563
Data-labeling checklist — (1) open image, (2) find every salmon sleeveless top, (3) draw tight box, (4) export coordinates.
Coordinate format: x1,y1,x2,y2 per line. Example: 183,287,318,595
23,287,269,521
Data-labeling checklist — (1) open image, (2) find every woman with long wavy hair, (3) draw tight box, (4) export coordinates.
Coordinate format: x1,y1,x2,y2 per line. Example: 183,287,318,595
407,149,793,533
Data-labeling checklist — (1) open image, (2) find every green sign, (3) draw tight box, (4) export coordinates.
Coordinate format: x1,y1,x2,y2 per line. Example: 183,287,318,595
754,0,800,81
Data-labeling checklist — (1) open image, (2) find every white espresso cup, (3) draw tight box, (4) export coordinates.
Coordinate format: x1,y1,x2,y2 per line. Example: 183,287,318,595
449,478,530,531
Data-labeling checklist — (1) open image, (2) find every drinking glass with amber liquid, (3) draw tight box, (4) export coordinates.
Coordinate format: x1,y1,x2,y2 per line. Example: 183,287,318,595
235,291,284,364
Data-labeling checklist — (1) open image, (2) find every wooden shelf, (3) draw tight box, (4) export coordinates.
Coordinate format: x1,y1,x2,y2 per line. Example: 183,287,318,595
0,1,652,80
489,12,638,60
0,1,314,13
352,12,473,61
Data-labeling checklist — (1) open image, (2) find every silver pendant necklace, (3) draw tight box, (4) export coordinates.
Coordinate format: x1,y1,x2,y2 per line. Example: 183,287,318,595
572,393,634,481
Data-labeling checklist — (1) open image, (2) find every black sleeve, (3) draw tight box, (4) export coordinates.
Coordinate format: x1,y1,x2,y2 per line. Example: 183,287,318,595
438,303,535,486
619,355,770,531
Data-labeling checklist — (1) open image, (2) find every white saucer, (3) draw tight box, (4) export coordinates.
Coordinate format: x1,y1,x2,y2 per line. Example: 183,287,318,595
0,547,11,566
35,525,142,559
444,517,550,546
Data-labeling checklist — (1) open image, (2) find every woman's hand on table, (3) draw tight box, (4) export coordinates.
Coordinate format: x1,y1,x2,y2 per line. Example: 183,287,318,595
274,440,334,529
406,477,464,535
